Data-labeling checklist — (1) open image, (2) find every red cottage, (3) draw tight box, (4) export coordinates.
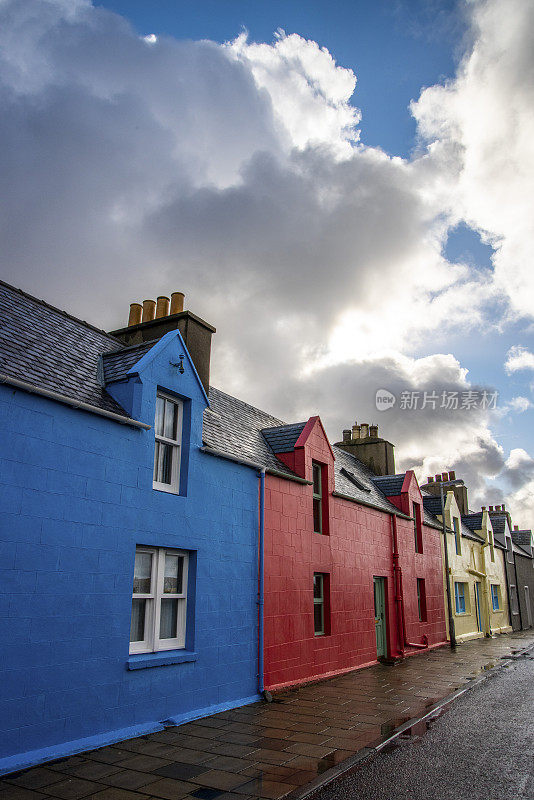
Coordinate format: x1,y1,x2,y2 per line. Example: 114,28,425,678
261,416,447,691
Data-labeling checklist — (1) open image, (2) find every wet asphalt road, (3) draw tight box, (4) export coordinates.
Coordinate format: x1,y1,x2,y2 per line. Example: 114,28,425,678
313,651,534,800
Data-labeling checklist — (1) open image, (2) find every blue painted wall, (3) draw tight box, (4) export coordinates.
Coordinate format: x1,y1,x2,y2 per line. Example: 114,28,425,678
0,332,260,774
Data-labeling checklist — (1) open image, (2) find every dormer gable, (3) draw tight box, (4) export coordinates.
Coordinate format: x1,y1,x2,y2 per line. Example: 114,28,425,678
261,415,334,484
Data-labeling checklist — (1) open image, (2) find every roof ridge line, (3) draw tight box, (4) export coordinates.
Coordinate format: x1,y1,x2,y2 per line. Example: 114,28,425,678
0,278,123,345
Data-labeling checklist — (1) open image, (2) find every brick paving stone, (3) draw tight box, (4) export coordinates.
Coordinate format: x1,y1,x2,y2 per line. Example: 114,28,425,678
231,778,294,799
189,771,247,792
42,778,102,799
142,778,197,800
100,771,164,791
89,790,153,800
0,788,48,800
4,769,65,790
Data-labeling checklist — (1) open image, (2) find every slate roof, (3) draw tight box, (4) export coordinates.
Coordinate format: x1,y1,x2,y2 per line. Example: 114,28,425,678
0,279,126,416
261,422,307,453
204,387,407,516
102,340,158,384
512,530,532,547
488,514,508,536
422,494,443,517
462,513,483,532
371,474,405,496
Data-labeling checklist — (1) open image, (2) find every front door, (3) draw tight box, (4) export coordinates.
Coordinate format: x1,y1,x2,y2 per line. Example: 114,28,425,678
374,577,387,658
474,581,483,632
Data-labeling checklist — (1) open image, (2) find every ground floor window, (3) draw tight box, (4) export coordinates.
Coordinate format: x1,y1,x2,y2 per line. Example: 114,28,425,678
417,578,427,621
130,546,188,654
491,584,501,611
455,581,466,614
313,573,329,635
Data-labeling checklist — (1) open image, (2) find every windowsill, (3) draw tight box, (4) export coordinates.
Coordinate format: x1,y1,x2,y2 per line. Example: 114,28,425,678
127,651,197,670
153,484,180,495
454,611,469,616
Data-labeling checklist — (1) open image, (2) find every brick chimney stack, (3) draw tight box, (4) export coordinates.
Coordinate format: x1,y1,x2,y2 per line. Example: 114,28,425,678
110,291,216,393
335,423,395,476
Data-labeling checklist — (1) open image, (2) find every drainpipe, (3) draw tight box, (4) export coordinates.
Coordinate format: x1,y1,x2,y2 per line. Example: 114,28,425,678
391,514,428,652
390,514,404,658
257,468,266,694
440,484,457,648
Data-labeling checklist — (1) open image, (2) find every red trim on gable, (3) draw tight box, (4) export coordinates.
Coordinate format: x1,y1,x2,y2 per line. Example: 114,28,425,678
295,416,336,460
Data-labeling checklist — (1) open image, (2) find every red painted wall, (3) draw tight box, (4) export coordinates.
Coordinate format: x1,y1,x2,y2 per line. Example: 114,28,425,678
263,419,447,691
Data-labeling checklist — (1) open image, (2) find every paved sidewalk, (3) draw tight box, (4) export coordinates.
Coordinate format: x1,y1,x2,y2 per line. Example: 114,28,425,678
2,632,534,800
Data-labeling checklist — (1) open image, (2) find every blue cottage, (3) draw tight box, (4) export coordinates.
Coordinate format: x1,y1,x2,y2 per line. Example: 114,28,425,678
0,283,261,774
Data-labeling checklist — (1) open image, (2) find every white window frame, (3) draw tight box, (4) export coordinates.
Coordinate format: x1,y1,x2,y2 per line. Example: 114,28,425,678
153,392,183,494
314,572,325,636
130,546,188,654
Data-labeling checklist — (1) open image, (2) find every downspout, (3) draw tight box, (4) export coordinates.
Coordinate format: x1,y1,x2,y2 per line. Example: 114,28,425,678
390,514,404,658
440,484,457,648
392,514,428,651
257,468,266,695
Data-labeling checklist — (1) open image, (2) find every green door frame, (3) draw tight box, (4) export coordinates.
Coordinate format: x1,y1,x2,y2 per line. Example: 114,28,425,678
373,576,387,658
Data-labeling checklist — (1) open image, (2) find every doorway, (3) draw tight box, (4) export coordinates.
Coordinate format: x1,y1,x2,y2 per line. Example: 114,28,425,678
373,576,387,658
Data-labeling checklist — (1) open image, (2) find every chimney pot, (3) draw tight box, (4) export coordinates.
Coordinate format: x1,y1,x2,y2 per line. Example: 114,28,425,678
352,424,361,440
502,504,506,511
360,423,369,438
482,506,487,511
427,476,434,483
170,292,185,315
128,302,142,327
514,525,518,530
448,470,456,481
442,472,448,482
155,296,170,319
435,474,441,482
142,299,156,323
369,424,378,438
489,506,494,512
495,505,501,512
343,429,351,443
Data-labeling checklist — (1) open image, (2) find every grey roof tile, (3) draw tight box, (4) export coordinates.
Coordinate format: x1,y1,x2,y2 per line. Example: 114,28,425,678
462,512,483,532
371,474,405,497
512,529,532,547
102,340,158,383
0,280,127,415
262,422,306,453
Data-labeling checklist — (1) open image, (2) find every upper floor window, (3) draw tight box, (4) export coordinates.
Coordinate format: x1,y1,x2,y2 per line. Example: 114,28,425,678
312,461,323,534
130,546,188,654
489,532,495,563
453,517,461,556
413,502,423,553
153,392,182,493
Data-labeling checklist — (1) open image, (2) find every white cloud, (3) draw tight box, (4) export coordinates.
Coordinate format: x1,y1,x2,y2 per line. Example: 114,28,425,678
505,345,534,374
0,0,533,527
412,0,534,322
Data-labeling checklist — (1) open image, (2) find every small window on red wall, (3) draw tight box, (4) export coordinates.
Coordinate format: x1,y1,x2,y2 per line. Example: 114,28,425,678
413,501,423,553
417,578,427,622
312,461,329,535
313,572,330,635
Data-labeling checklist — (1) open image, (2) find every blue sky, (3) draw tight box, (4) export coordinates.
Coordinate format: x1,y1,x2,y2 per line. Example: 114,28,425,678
97,0,462,157
1,0,533,520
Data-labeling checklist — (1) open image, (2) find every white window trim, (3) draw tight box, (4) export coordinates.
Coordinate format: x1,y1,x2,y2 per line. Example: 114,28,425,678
130,546,188,654
314,572,325,636
153,392,183,494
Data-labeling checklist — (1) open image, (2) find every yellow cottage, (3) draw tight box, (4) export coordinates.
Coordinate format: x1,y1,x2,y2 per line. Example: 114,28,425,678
421,473,511,641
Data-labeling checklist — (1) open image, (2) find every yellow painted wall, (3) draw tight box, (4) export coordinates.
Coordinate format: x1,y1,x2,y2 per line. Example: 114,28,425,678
439,493,511,641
